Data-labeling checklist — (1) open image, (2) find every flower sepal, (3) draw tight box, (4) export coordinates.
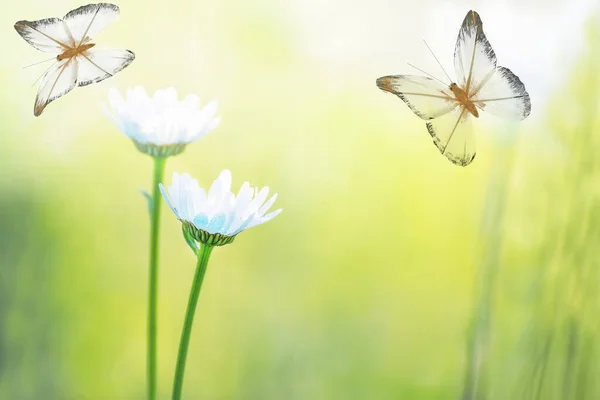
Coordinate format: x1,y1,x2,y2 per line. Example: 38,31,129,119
182,221,236,247
182,224,200,254
134,142,187,158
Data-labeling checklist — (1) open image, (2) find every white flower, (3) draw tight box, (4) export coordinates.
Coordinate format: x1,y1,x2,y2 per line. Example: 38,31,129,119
160,170,281,246
103,86,220,157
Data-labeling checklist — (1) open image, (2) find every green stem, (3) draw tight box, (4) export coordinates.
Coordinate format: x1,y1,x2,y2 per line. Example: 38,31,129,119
172,244,214,400
148,156,166,400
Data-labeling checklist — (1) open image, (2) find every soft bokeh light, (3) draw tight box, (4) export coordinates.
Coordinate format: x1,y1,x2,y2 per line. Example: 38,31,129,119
0,0,598,399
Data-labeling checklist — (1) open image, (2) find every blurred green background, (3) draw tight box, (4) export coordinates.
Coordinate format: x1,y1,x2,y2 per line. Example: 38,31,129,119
1,0,599,398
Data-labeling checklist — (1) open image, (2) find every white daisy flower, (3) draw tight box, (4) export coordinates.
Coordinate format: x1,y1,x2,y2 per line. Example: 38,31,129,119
160,170,281,247
103,86,220,157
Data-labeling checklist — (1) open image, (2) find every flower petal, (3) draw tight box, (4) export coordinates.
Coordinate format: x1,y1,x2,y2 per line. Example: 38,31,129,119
245,209,282,230
208,170,231,203
159,183,178,217
257,193,278,217
245,186,269,216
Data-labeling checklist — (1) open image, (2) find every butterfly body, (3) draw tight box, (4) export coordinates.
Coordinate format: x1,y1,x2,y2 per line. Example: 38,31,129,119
449,83,479,118
57,43,96,61
377,10,531,166
15,3,135,116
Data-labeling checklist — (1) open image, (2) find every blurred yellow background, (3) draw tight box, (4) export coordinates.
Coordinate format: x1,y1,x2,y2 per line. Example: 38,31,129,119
1,0,599,398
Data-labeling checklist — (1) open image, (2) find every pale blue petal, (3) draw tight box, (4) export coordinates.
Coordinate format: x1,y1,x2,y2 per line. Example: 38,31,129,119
193,213,209,230
206,213,227,234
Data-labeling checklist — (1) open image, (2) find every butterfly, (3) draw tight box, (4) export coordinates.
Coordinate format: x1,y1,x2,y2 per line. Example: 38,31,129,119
376,10,531,166
14,3,135,116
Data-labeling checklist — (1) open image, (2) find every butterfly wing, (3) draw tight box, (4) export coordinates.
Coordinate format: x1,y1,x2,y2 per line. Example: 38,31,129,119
426,106,475,166
454,10,531,120
471,67,531,120
14,18,73,52
76,48,135,87
34,58,78,116
63,3,120,47
454,10,497,96
376,75,457,120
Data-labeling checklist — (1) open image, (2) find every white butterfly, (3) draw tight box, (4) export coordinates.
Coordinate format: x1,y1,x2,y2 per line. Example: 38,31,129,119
377,10,531,166
15,3,135,116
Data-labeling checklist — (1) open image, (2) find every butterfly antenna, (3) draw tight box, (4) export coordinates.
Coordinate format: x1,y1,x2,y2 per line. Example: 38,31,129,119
423,39,453,83
22,57,56,69
406,63,447,86
31,61,58,87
